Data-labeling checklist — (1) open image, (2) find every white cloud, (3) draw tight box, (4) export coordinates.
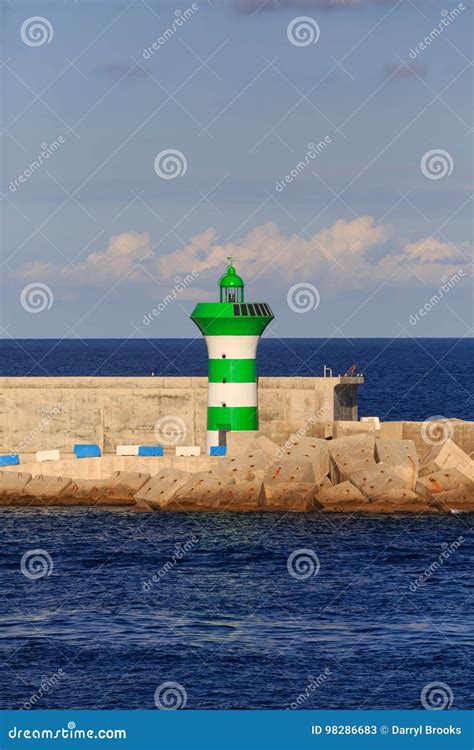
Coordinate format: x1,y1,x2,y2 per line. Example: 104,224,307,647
14,220,471,294
21,231,151,284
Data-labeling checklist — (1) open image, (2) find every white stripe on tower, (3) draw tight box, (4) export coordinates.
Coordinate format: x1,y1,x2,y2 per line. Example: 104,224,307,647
204,335,260,360
208,382,258,408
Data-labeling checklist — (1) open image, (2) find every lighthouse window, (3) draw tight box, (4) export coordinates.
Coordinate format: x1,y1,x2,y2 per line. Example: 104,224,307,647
263,303,273,316
255,304,264,316
240,304,248,316
233,304,241,316
247,304,256,316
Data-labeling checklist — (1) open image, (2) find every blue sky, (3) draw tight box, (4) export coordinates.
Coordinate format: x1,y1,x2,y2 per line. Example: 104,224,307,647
0,0,472,338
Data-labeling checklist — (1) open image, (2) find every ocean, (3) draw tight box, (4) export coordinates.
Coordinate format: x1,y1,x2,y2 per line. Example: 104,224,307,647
0,338,472,710
0,337,472,420
1,511,472,710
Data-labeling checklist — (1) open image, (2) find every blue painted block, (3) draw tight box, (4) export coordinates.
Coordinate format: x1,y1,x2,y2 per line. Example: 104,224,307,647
210,446,227,456
74,444,101,459
138,446,163,457
0,454,20,467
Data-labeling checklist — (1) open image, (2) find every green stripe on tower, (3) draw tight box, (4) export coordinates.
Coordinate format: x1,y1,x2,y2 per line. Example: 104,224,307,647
208,359,256,383
207,406,258,432
191,303,271,336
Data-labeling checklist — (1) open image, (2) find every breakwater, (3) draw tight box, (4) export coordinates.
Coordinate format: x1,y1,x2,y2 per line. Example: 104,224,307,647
0,375,362,455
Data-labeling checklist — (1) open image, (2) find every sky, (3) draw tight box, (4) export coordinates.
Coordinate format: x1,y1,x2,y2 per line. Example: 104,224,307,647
0,0,472,339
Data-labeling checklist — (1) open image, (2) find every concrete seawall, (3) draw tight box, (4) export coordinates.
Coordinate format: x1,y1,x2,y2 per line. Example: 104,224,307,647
0,375,362,455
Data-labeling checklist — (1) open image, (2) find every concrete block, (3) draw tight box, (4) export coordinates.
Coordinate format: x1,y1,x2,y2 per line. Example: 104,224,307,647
419,439,473,482
263,460,315,485
318,476,332,491
375,439,419,489
36,449,61,462
164,472,235,511
333,421,376,439
135,469,191,509
262,482,318,512
312,421,333,439
316,481,366,503
328,433,375,459
100,471,151,501
175,446,201,457
434,485,474,512
74,444,101,459
189,480,265,512
215,449,270,482
363,496,442,514
138,446,163,456
21,475,72,502
350,464,406,498
331,454,377,484
361,417,381,430
53,479,110,506
220,480,265,511
0,454,19,467
328,433,376,483
210,446,227,456
253,434,282,462
416,468,470,499
0,471,32,505
116,445,139,456
277,436,330,484
225,431,260,457
371,488,422,504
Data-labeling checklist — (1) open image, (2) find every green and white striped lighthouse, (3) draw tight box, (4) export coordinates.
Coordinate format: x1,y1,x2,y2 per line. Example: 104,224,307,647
191,259,274,453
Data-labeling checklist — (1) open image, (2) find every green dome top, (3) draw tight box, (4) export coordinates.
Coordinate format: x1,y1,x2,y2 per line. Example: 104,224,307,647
219,259,244,289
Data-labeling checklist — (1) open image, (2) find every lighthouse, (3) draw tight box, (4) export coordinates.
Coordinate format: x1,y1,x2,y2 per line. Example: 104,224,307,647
191,259,274,453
